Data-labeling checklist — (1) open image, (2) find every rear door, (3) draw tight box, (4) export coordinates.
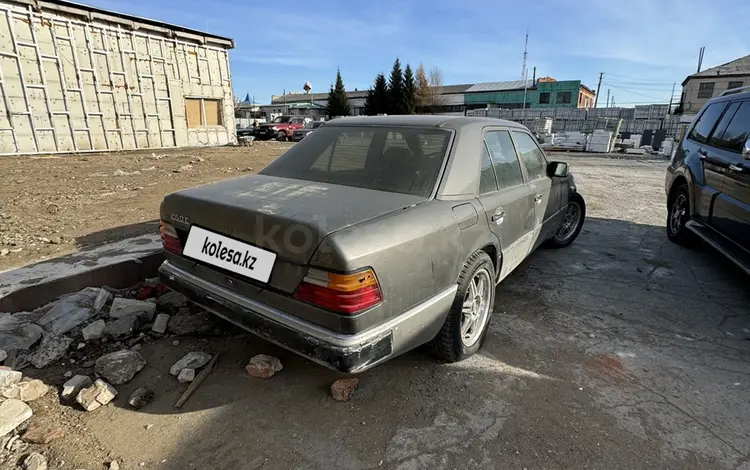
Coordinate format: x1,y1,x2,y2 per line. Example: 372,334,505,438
511,130,560,248
476,130,535,281
704,100,750,250
684,101,730,224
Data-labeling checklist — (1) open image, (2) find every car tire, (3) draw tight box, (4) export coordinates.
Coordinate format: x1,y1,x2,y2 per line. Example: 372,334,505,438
546,192,586,248
430,250,496,363
276,131,287,142
666,184,696,246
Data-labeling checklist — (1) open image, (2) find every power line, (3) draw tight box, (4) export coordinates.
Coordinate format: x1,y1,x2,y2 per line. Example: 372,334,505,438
604,72,675,83
604,83,674,101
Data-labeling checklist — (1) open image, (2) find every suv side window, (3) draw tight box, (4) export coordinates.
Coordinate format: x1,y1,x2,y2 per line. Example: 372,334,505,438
710,101,750,152
511,131,547,180
479,145,499,194
688,102,727,144
484,130,524,189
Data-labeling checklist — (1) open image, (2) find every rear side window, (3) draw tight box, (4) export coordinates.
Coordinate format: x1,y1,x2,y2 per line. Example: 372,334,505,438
689,102,727,143
260,126,452,197
479,146,498,194
484,130,524,189
710,101,750,152
511,131,547,180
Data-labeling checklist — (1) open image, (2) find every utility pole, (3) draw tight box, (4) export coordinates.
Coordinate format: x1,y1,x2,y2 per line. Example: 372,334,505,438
606,89,610,108
667,81,676,114
521,29,529,80
611,97,615,108
594,72,604,108
522,69,529,109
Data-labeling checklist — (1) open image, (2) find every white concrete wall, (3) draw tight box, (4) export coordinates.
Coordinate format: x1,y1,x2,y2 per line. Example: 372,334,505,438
0,1,235,155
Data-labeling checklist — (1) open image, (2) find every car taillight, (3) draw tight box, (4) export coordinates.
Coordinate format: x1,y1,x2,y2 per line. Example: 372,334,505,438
294,268,382,314
160,222,183,255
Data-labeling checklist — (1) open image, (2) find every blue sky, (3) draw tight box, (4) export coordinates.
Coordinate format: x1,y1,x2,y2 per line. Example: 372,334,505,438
93,0,749,107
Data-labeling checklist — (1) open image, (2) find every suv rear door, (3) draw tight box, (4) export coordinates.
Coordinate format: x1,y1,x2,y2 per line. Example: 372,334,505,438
704,100,750,250
683,101,730,225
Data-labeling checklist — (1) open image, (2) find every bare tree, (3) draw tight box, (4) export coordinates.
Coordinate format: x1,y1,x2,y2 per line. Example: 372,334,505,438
415,63,430,111
428,66,447,107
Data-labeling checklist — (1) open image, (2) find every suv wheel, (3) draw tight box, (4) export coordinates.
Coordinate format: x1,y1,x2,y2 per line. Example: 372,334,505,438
430,250,495,363
276,131,287,141
667,185,695,246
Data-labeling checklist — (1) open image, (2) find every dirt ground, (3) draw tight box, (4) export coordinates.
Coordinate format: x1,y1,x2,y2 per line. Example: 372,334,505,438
0,142,291,272
3,154,750,470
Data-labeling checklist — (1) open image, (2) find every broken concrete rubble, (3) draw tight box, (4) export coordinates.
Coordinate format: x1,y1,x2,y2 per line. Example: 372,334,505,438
0,368,22,389
81,319,106,341
178,368,195,383
167,313,215,336
110,298,156,321
330,378,360,402
95,350,146,385
76,379,117,411
37,287,110,335
0,399,33,436
61,375,92,400
30,335,72,369
127,387,154,410
157,291,188,309
245,355,282,379
21,451,47,470
0,322,43,351
22,421,64,444
170,352,212,376
151,313,169,334
104,315,140,339
1,379,49,402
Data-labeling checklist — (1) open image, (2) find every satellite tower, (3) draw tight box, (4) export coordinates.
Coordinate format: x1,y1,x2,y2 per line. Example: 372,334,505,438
521,29,529,80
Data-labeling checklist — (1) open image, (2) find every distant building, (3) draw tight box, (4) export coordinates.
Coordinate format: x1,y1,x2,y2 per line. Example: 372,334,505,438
0,0,236,155
265,78,595,117
680,54,750,114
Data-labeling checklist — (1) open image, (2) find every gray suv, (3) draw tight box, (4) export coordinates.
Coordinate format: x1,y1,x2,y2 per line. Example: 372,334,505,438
665,88,750,272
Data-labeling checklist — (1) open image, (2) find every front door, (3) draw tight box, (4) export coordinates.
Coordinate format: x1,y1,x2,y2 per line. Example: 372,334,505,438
706,99,750,250
511,130,560,247
477,130,535,282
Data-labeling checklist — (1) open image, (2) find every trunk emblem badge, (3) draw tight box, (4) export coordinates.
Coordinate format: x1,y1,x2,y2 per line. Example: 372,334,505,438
170,213,190,224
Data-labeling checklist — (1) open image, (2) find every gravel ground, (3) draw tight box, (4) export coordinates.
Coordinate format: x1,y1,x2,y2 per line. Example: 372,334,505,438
5,153,750,470
0,142,291,272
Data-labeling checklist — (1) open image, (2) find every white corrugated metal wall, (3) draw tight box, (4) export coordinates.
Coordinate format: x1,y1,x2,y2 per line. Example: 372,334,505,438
0,1,236,155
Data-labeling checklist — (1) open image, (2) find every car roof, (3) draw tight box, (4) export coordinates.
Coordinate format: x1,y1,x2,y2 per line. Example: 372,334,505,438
325,115,527,131
705,88,750,105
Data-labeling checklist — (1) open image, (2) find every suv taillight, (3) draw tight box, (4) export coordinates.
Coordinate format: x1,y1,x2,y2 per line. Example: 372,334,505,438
160,222,183,255
294,268,382,314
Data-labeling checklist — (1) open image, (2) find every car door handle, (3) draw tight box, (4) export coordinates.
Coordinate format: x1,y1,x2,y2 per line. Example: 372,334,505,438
534,194,543,204
729,164,744,172
491,210,506,224
698,150,707,160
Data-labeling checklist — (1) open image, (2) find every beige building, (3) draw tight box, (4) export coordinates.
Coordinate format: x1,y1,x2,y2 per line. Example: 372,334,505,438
0,0,236,155
680,54,750,114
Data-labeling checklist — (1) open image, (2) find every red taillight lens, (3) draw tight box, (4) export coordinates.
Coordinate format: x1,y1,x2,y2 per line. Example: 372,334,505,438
160,222,183,255
294,268,382,314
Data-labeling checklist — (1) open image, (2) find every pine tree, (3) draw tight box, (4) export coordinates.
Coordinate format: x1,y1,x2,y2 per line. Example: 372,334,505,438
387,58,406,115
364,73,388,115
403,64,416,114
326,69,350,118
415,63,430,112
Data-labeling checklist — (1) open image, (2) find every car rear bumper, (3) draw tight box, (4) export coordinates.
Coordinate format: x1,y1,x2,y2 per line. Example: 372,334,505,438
158,260,456,373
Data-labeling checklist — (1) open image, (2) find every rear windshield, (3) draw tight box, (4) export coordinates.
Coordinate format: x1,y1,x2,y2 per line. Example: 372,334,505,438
259,126,452,197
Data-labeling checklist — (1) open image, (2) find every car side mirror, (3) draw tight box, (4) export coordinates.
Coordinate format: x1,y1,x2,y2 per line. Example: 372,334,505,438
547,161,569,178
743,138,750,160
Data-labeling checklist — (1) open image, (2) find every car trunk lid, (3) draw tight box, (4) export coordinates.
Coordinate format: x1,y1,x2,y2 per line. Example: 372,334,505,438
161,174,424,292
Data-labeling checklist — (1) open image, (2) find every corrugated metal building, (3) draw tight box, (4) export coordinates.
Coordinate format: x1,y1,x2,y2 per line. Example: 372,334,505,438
0,0,236,155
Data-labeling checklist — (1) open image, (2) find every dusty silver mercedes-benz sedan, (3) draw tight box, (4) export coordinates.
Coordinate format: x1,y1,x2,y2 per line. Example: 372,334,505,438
158,116,585,372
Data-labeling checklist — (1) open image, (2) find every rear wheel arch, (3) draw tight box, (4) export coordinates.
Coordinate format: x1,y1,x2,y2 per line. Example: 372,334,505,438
478,243,501,279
